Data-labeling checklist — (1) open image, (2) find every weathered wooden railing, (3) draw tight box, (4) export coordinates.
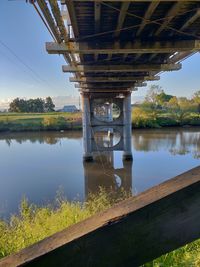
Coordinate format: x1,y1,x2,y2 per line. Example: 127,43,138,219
1,166,200,267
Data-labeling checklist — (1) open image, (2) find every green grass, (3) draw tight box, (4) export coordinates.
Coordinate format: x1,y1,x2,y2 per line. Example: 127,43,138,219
1,110,200,132
0,189,199,266
0,112,82,132
132,108,200,129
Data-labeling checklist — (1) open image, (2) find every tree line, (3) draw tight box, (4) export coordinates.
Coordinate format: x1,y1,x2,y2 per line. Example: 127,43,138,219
9,97,55,113
141,85,200,113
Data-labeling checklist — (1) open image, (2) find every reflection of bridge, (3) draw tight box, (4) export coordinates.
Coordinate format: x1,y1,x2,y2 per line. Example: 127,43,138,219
84,151,132,198
30,0,200,161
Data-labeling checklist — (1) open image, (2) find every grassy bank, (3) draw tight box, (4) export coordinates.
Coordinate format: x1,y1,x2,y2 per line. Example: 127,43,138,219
132,107,200,129
0,189,199,266
0,110,200,132
0,112,82,132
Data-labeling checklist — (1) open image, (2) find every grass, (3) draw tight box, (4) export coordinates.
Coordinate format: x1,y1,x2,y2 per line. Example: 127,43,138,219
0,189,199,266
132,108,200,129
0,112,82,132
1,109,200,132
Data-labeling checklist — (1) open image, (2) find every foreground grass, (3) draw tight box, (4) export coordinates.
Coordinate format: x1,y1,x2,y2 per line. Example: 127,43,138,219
0,112,82,132
0,189,199,266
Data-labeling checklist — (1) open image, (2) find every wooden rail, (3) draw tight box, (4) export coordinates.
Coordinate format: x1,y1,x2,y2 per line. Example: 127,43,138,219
1,166,200,267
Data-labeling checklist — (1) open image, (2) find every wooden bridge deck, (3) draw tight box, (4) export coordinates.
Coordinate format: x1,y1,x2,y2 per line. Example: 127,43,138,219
38,0,200,94
1,165,200,267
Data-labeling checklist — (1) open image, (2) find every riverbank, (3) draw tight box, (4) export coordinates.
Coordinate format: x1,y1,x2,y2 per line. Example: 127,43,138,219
0,190,199,266
0,110,200,132
0,112,82,132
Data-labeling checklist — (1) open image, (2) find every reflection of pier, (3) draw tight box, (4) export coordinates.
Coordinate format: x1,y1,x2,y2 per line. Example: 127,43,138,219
84,151,132,198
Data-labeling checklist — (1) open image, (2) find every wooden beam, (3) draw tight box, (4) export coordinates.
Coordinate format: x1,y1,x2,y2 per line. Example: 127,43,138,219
48,0,69,43
94,2,101,61
114,2,130,38
180,9,200,31
62,63,181,73
69,76,160,82
136,2,159,36
154,2,182,36
37,0,62,43
1,166,200,267
94,2,101,33
64,0,79,37
168,51,196,63
46,40,200,54
81,89,132,93
76,82,147,88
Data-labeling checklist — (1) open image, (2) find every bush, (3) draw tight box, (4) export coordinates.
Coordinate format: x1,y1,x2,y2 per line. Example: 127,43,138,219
132,108,160,128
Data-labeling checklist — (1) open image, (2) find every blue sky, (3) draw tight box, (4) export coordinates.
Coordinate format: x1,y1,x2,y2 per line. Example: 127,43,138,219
0,0,199,103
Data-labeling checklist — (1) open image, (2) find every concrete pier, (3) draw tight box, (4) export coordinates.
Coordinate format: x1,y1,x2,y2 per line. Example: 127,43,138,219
123,93,133,161
82,94,93,162
81,93,133,161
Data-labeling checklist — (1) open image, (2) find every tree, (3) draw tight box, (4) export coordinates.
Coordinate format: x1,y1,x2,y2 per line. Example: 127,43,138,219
167,96,179,112
9,98,45,113
144,85,162,109
9,98,28,112
44,97,55,112
192,90,200,113
156,91,173,107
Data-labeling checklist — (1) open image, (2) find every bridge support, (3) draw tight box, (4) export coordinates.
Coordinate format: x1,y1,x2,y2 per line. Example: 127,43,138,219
81,92,133,161
82,94,93,162
123,93,133,161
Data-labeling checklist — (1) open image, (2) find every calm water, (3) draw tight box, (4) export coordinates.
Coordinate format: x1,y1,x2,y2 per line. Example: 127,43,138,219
0,128,200,219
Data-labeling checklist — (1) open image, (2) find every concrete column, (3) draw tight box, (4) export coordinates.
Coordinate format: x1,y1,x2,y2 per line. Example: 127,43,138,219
123,93,133,161
82,94,93,162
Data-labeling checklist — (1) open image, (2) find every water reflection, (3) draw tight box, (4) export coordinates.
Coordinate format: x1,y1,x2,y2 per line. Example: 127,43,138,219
84,152,132,198
0,128,199,218
133,128,200,159
0,131,82,146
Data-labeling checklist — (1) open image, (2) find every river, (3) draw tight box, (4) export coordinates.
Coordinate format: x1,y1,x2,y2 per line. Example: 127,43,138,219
0,127,199,219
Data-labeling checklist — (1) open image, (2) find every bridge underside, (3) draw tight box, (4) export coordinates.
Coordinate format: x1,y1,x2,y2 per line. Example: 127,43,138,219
35,0,200,160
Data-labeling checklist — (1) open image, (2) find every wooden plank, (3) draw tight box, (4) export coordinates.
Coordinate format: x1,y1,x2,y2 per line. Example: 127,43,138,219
75,84,134,89
37,0,62,43
114,2,130,38
46,40,200,54
180,9,200,31
168,51,196,63
75,82,147,88
154,2,182,36
1,166,200,267
62,63,181,72
94,1,101,61
136,2,159,36
94,1,101,33
69,76,160,82
48,0,69,42
64,0,79,37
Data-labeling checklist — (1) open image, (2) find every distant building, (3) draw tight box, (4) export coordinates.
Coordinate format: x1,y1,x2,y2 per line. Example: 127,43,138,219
60,105,78,112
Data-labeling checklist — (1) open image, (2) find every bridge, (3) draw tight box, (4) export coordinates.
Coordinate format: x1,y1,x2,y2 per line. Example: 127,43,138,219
30,0,200,161
1,1,200,266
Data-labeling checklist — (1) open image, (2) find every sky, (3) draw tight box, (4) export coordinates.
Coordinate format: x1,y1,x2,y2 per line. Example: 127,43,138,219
0,0,200,108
